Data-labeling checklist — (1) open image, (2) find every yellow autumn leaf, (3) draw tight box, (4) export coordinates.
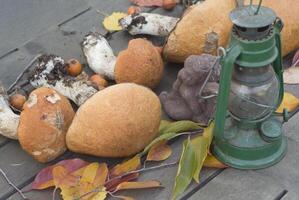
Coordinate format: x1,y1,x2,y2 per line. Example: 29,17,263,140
103,12,127,31
276,92,299,113
110,155,141,178
203,155,228,168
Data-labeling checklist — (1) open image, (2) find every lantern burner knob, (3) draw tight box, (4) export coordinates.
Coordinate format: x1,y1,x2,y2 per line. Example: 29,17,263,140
230,5,277,40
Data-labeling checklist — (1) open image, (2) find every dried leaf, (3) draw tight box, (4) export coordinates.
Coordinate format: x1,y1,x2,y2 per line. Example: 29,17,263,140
103,12,127,31
172,137,197,200
52,166,79,188
191,136,209,183
292,50,299,66
110,156,141,178
276,92,299,113
146,140,172,161
114,181,162,192
105,173,139,192
31,158,88,190
161,120,201,134
284,67,299,84
131,0,163,7
203,155,228,168
203,122,214,150
60,163,108,200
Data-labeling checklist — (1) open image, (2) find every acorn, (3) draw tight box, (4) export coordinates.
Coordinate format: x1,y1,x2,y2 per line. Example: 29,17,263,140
9,93,26,111
66,59,83,76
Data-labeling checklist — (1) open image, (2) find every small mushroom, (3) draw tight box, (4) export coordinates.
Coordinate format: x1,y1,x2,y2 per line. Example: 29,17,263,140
30,55,98,106
119,13,179,36
18,87,75,163
0,84,19,139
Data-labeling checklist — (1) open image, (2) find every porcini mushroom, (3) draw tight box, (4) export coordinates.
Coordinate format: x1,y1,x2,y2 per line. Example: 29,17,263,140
18,87,75,163
30,55,98,106
119,13,179,36
115,38,164,89
0,84,19,139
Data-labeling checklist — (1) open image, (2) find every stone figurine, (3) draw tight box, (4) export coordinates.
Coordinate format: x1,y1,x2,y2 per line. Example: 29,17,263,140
159,54,220,125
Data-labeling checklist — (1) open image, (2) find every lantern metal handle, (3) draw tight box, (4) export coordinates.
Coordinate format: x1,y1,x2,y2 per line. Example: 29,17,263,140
198,47,226,100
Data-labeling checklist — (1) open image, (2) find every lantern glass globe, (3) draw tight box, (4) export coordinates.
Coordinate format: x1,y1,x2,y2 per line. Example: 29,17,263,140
228,64,280,121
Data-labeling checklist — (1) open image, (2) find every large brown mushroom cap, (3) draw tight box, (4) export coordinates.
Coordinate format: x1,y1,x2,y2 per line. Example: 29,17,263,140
115,38,164,89
18,87,75,163
66,83,162,157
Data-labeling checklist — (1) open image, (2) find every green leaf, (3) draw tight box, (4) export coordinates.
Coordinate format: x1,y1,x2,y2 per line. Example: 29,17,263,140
162,120,201,135
141,132,177,156
159,120,172,134
191,136,209,183
172,137,197,200
203,122,214,150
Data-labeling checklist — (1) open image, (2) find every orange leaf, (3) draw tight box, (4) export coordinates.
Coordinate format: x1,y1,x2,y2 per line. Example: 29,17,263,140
204,155,228,169
52,166,79,188
94,163,109,186
114,181,162,192
131,0,163,7
31,158,88,190
110,156,141,178
146,140,172,161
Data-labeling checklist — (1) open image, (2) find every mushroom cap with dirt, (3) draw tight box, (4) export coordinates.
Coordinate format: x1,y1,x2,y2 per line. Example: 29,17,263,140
66,83,162,157
115,38,164,89
18,87,75,163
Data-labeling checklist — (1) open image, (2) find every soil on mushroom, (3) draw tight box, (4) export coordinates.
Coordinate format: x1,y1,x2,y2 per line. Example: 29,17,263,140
29,55,76,87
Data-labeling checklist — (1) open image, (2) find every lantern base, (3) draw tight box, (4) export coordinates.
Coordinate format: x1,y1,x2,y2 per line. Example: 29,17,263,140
211,118,287,169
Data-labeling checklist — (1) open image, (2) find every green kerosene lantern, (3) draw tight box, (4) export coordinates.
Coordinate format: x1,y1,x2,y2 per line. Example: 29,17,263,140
212,2,287,169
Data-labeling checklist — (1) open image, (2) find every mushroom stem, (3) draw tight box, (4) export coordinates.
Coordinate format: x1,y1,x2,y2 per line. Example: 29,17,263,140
82,33,116,80
119,13,179,36
0,84,19,140
30,55,98,106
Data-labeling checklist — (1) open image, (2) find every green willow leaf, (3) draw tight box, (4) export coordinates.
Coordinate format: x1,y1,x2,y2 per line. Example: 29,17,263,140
162,120,201,135
172,137,197,200
140,132,176,156
159,120,172,134
191,136,209,183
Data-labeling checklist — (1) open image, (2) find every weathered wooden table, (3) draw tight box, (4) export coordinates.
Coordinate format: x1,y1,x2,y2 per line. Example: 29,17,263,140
0,1,298,200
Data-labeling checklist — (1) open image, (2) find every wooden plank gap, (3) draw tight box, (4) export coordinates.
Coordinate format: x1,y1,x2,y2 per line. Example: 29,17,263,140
274,190,288,200
180,168,225,200
1,151,74,200
0,48,19,60
58,7,92,27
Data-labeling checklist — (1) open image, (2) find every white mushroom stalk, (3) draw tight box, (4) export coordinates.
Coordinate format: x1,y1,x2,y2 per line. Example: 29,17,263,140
119,13,179,36
30,55,98,106
0,84,19,139
82,33,116,80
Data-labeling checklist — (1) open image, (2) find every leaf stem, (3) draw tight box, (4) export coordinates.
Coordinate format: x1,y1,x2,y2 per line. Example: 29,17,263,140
76,161,179,200
0,168,27,199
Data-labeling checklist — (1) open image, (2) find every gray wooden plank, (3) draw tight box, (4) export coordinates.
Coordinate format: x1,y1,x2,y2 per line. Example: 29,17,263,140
188,139,299,200
0,0,89,57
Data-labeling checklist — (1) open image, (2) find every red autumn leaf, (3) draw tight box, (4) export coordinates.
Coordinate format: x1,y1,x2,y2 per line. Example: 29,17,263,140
114,180,162,192
146,140,172,162
292,50,299,67
203,155,228,169
131,0,163,7
52,166,79,188
105,173,139,192
31,158,89,190
110,156,141,178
